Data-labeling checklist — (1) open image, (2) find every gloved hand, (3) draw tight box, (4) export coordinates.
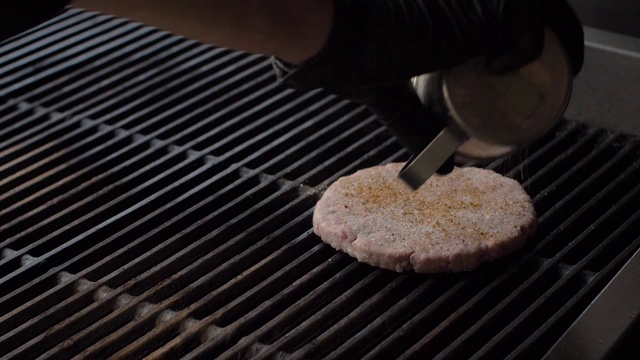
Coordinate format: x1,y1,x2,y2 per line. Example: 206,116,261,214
1,1,71,43
273,0,584,174
276,0,583,90
485,0,584,75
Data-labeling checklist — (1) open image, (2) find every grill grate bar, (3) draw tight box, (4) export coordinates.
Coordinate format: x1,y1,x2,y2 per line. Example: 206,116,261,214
0,148,190,302
5,25,164,101
508,211,640,358
18,30,180,105
79,120,400,358
70,50,253,121
96,55,269,127
114,231,333,360
471,191,640,359
504,124,594,180
485,120,582,174
160,79,287,139
201,98,363,160
194,259,371,360
224,106,382,175
33,214,322,357
1,283,100,359
0,113,68,164
0,106,79,160
0,128,120,230
0,18,146,95
130,72,293,146
0,97,398,358
1,276,115,359
1,179,316,358
532,135,636,216
71,206,324,359
421,139,640,359
0,11,103,65
169,85,314,151
0,132,165,251
535,144,640,241
95,131,400,358
518,128,610,190
0,98,372,320
40,41,212,114
254,270,399,360
360,278,488,360
280,275,437,360
0,119,119,194
0,101,22,124
0,10,95,56
320,278,445,360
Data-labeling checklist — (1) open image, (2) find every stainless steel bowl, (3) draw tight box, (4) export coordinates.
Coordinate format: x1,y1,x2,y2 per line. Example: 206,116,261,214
412,29,573,161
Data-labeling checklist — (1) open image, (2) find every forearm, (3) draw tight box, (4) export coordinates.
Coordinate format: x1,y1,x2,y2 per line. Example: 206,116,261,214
72,0,333,64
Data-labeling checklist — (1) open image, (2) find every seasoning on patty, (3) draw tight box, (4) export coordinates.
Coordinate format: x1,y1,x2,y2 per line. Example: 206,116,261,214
313,163,537,273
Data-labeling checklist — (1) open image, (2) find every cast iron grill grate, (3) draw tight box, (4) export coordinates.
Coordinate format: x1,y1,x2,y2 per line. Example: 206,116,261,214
1,9,639,360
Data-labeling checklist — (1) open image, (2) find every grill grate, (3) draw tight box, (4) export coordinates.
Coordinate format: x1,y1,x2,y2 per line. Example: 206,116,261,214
2,9,640,360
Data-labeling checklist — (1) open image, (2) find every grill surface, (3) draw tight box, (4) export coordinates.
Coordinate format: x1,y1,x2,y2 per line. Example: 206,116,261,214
2,10,640,360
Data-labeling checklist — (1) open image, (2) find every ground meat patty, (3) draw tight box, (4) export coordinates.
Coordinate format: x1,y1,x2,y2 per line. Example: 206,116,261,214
313,163,537,273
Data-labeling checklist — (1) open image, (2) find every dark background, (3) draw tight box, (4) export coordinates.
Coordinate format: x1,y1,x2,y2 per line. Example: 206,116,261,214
568,0,640,38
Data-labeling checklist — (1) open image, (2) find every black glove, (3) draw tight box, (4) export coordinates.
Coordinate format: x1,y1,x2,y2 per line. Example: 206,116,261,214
1,1,71,43
273,0,584,174
485,0,584,75
278,0,583,91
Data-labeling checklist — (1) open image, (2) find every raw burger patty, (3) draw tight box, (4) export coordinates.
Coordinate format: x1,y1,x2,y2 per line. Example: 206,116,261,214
313,163,537,273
